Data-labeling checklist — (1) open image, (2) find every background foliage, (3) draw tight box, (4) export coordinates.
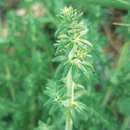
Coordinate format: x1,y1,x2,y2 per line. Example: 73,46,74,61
0,0,130,130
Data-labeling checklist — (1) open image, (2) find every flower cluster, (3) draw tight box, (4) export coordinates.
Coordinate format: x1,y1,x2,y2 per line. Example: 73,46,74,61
55,7,92,74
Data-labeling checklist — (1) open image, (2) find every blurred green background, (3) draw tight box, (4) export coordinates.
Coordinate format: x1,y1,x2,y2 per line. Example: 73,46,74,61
0,0,130,130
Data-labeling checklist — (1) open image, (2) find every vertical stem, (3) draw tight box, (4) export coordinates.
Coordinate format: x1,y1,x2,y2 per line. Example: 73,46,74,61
102,87,113,107
6,66,15,100
65,67,74,130
65,110,73,130
121,116,130,130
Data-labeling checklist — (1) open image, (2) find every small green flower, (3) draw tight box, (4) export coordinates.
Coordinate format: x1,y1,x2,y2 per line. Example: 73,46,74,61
55,6,92,73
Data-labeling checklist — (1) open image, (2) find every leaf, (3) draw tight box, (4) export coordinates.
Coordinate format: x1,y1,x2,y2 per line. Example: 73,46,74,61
74,101,87,114
34,121,50,130
117,98,130,116
68,45,77,60
80,39,93,47
117,42,130,69
75,0,130,10
52,56,66,62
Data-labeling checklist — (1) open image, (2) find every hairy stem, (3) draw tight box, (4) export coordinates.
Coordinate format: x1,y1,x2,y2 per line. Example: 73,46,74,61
65,67,74,130
65,110,73,130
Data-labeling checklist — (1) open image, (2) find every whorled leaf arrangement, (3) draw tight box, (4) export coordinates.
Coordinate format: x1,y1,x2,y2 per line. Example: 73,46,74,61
46,7,93,130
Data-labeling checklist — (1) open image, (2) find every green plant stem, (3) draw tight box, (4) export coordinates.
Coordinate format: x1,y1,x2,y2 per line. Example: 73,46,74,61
65,110,73,130
65,67,74,130
102,42,130,107
6,66,15,100
102,87,113,107
121,116,130,130
8,83,15,100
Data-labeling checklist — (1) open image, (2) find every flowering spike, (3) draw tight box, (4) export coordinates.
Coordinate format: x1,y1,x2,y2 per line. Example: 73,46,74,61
55,6,92,73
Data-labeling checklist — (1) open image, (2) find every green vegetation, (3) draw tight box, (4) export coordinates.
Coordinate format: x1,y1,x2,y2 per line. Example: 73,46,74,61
0,0,130,130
